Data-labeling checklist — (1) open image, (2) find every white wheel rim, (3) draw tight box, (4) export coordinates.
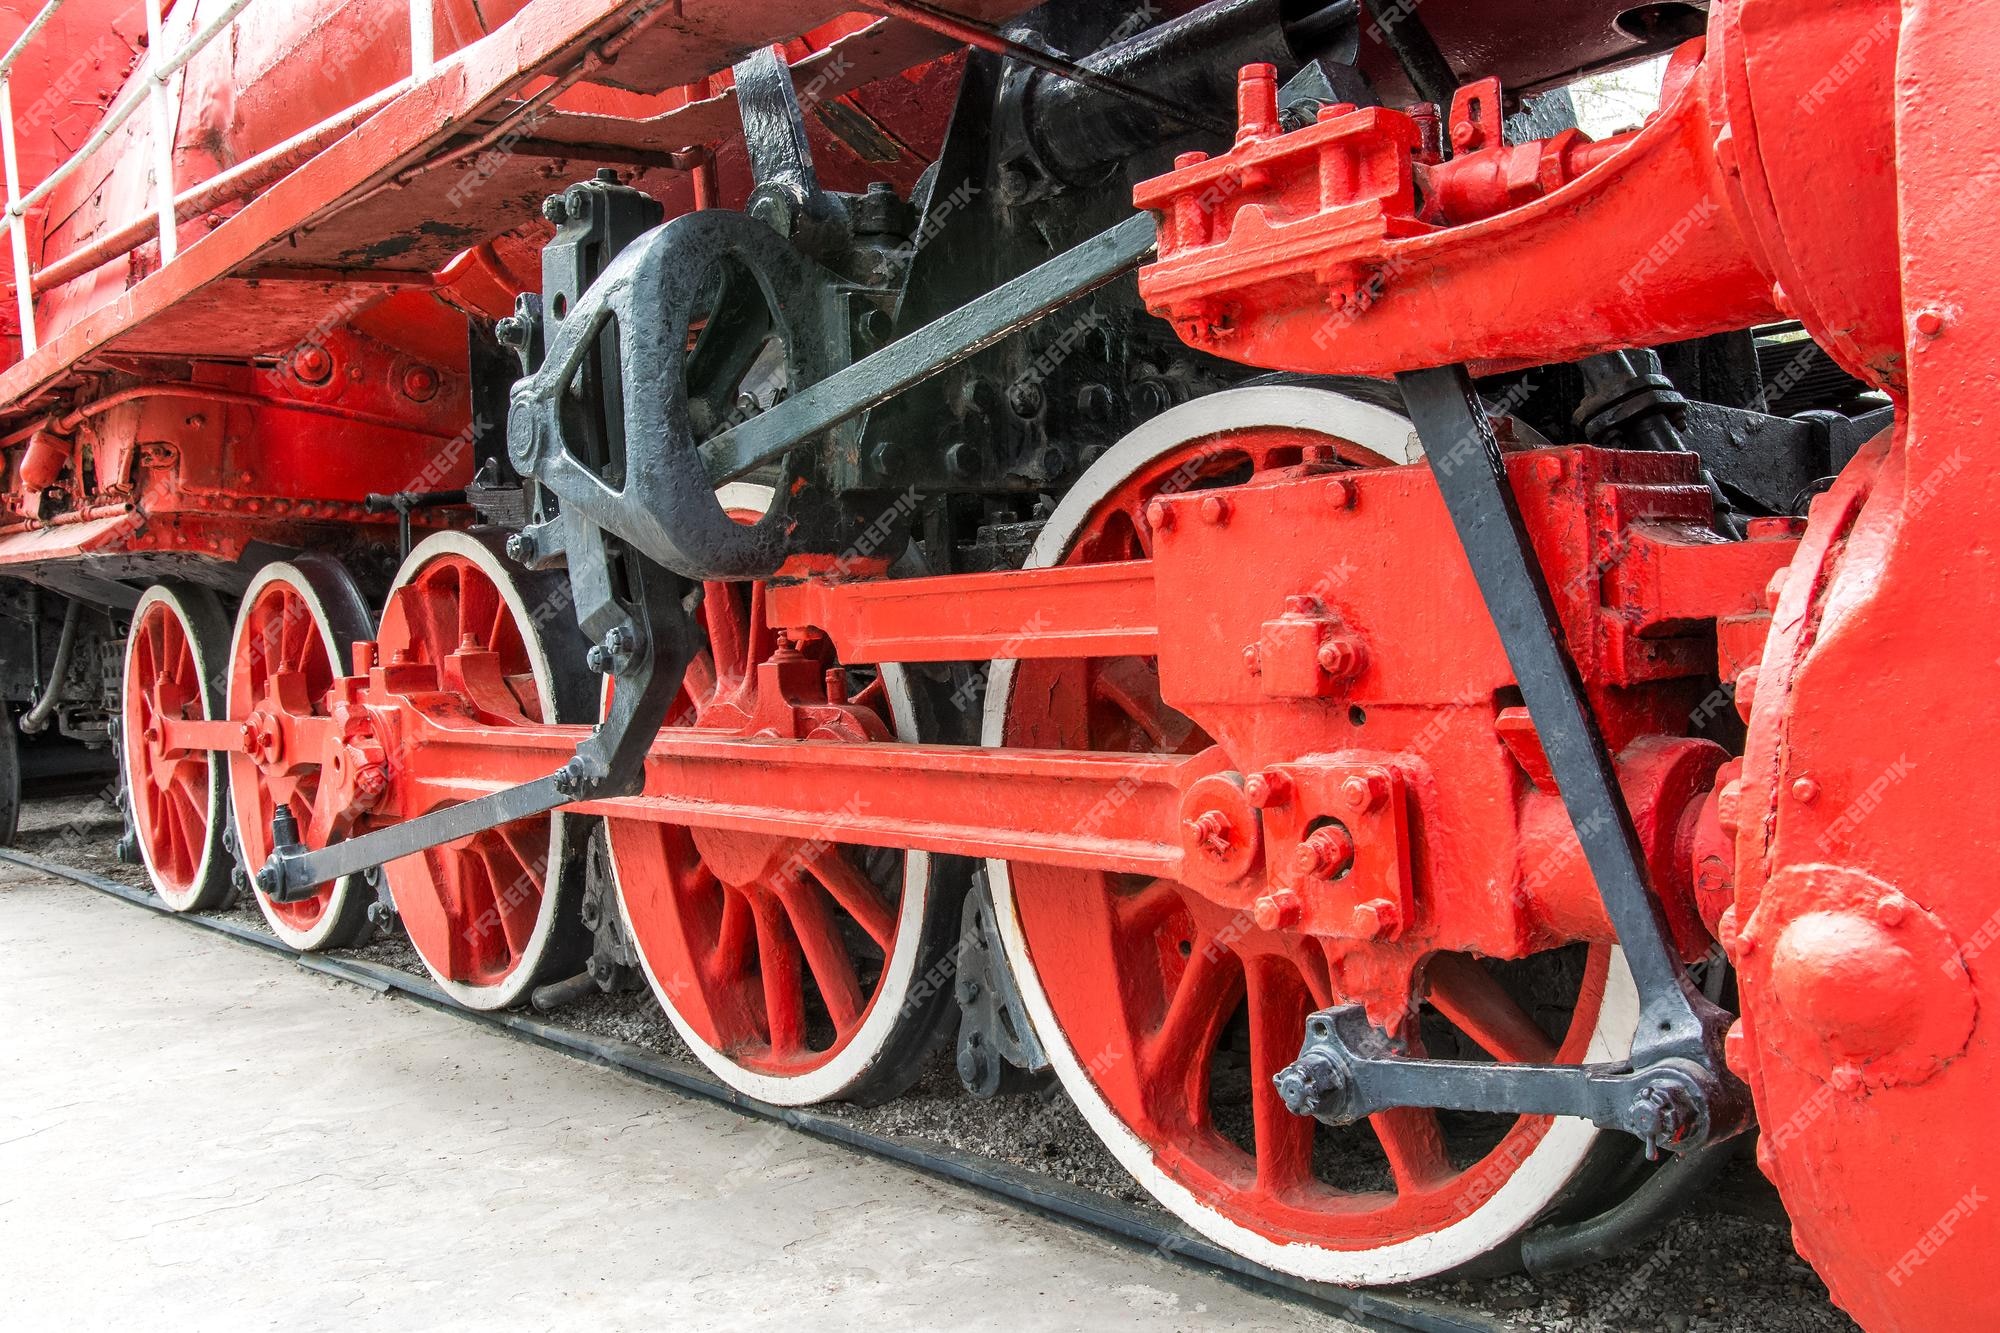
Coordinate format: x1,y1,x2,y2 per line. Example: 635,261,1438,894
123,585,228,912
981,387,1640,1283
225,562,367,952
381,531,576,1011
610,482,934,1104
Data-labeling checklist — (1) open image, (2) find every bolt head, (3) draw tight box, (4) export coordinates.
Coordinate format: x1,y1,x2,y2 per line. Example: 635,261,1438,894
1316,636,1365,678
1914,308,1947,338
1184,810,1234,859
1326,478,1355,509
1790,776,1820,804
1199,494,1231,525
401,366,439,401
1340,772,1387,813
1242,644,1261,675
292,345,333,384
1351,897,1401,938
1875,893,1910,926
1244,770,1291,808
1144,498,1175,532
1295,825,1355,879
1253,890,1303,931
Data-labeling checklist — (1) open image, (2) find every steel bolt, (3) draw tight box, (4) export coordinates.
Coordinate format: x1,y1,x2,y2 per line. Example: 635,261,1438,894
292,344,333,384
1253,889,1303,931
1242,644,1261,676
1326,478,1355,509
402,366,439,401
945,440,982,480
1351,897,1401,938
1914,307,1947,338
1340,772,1387,813
1145,498,1175,532
1790,775,1820,804
1875,893,1910,927
1199,494,1231,525
1317,636,1366,679
1272,1050,1345,1119
505,531,537,565
1244,770,1292,808
1076,383,1117,421
1295,825,1355,879
1185,810,1234,859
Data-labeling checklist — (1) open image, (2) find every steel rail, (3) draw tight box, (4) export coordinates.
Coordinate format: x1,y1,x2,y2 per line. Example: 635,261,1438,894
0,843,1508,1333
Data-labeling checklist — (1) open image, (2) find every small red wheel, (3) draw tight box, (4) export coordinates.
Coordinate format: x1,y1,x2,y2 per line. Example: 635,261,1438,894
121,583,234,912
603,484,955,1105
986,388,1639,1283
374,532,594,1010
227,557,377,951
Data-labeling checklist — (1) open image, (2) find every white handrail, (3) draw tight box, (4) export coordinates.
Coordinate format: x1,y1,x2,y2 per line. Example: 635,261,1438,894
0,1,66,83
410,0,433,80
1,77,35,351
4,0,438,360
143,0,179,263
8,0,257,223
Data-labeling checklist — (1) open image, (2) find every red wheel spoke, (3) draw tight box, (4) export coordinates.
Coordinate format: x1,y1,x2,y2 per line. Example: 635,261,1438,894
779,876,865,1032
806,848,895,952
1093,658,1171,749
1425,953,1558,1065
1116,877,1189,939
712,885,755,981
1244,957,1316,1195
1369,1109,1454,1195
703,583,748,681
681,651,718,711
1141,937,1239,1092
744,582,777,678
750,895,807,1056
494,820,548,890
849,674,886,712
475,839,535,963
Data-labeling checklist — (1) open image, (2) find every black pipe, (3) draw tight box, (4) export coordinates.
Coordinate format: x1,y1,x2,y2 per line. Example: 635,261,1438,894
1521,1138,1740,1276
19,600,80,736
1359,0,1457,108
530,971,600,1013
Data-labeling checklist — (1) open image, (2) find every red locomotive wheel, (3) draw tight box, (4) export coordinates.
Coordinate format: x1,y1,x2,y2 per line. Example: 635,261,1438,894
122,584,236,912
985,388,1639,1283
226,557,377,951
606,485,945,1105
375,533,592,1010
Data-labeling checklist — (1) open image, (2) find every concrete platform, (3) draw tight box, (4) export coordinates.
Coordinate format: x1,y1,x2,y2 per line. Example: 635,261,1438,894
0,865,1361,1332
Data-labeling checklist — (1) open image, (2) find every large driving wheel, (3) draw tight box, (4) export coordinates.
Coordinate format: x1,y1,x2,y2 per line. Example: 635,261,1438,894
373,532,594,1010
121,584,234,912
604,483,958,1105
985,388,1640,1283
226,556,378,951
